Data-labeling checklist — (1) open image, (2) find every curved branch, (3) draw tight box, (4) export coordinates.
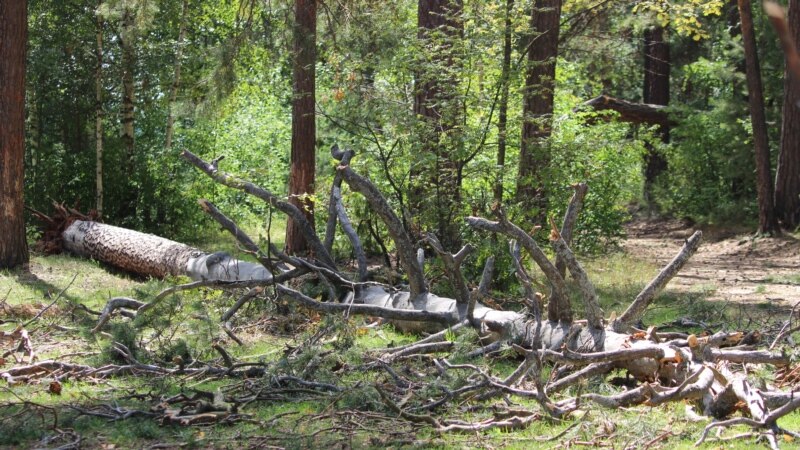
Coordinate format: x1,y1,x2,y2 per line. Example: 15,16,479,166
182,149,335,269
466,206,570,323
337,163,426,298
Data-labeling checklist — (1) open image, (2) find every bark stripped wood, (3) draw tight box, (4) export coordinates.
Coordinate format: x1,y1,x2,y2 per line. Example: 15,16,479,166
182,150,335,269
549,219,603,330
425,233,473,305
197,199,278,271
277,284,457,326
509,240,539,317
324,145,355,252
612,230,702,332
337,163,427,298
466,206,571,323
332,186,368,282
555,182,588,277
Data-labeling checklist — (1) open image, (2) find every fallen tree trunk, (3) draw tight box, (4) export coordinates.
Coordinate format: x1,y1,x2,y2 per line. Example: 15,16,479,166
39,146,800,441
62,220,272,281
578,94,673,126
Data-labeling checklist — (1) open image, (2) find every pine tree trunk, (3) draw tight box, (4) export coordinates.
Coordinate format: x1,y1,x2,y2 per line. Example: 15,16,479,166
642,25,670,205
0,0,29,269
62,220,269,281
95,6,104,218
516,0,562,223
411,0,464,249
775,0,800,229
738,0,779,234
494,0,514,204
285,0,317,255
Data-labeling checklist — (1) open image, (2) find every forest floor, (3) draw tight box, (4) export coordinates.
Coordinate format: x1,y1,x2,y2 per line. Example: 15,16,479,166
0,219,799,449
624,217,800,309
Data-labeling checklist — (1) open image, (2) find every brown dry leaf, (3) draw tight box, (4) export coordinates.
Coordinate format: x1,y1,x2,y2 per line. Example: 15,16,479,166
0,357,5,367
356,327,369,336
632,331,647,340
49,380,62,395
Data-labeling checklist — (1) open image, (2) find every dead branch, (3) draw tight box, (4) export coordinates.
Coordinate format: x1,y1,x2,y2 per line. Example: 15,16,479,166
337,162,426,298
549,219,603,331
555,182,588,277
425,233,473,305
182,149,335,269
578,95,672,126
613,231,702,332
91,297,146,333
324,145,355,252
466,206,571,323
325,146,368,282
333,186,368,282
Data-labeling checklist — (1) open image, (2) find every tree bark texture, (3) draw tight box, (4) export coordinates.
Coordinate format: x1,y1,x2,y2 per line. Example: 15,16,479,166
516,0,562,222
95,5,104,218
775,0,800,229
0,0,29,269
738,0,780,234
285,0,317,255
62,220,270,281
411,0,464,249
642,26,670,204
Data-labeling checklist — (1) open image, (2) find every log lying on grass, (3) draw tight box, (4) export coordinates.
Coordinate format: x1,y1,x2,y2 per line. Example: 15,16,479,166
63,219,272,281
36,145,800,443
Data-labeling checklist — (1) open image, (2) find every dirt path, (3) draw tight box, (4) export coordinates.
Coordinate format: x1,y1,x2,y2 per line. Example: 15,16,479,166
623,219,800,308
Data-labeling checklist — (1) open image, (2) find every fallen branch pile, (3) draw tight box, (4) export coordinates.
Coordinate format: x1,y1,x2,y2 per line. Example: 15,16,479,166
12,145,800,448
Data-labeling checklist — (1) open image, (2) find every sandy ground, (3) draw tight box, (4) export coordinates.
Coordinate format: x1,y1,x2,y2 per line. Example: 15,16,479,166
623,219,800,308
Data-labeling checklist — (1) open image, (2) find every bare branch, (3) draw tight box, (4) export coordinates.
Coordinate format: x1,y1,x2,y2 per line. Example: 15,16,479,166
613,231,702,332
555,182,588,277
337,163,426,297
182,150,335,269
466,206,571,323
425,233,473,305
549,219,603,330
